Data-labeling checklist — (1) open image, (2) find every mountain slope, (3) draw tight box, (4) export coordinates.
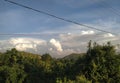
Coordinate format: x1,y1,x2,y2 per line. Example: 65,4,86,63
63,53,85,60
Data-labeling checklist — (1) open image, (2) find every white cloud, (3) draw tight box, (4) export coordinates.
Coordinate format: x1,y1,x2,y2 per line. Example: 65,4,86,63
0,33,119,58
67,33,72,35
10,38,46,45
103,33,115,37
59,29,120,54
81,30,95,35
49,38,63,52
49,48,53,51
9,38,46,51
0,18,120,57
15,44,34,51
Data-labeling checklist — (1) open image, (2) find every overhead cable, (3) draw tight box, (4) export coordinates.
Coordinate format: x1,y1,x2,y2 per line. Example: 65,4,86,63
94,0,120,17
4,0,116,35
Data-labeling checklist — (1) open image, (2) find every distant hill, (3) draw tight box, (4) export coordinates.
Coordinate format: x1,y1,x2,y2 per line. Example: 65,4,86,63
63,53,85,61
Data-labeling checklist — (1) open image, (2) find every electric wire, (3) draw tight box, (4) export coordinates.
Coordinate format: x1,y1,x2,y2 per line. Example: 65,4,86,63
93,0,120,17
3,0,117,36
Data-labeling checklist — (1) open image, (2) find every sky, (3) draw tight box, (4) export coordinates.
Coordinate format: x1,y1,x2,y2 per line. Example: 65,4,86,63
0,0,120,58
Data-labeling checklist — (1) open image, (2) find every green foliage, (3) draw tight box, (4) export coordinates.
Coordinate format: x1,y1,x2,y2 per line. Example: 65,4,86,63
56,75,91,83
0,65,26,83
0,41,120,83
81,42,120,83
42,53,52,61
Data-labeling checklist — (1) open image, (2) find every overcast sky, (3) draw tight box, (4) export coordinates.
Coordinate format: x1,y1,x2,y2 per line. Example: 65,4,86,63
0,0,120,57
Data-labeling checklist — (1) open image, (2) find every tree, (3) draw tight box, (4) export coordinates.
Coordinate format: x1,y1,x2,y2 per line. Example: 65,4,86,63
0,49,26,83
82,42,120,83
42,53,52,61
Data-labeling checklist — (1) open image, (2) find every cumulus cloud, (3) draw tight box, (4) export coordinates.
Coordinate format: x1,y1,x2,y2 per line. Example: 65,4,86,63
0,37,64,57
8,38,46,51
10,38,46,45
49,38,63,52
14,44,35,51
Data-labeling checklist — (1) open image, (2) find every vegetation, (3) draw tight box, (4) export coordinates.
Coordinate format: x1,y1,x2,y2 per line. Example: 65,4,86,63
0,41,120,83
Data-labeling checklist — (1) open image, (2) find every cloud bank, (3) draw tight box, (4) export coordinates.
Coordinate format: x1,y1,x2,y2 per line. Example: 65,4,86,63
9,38,46,51
0,29,119,58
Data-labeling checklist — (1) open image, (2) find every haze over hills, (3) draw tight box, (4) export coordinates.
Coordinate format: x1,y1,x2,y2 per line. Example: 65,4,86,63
63,53,85,60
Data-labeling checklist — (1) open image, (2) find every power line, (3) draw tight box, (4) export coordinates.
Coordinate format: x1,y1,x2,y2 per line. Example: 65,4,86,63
102,0,120,13
101,0,120,15
94,0,120,17
4,0,116,35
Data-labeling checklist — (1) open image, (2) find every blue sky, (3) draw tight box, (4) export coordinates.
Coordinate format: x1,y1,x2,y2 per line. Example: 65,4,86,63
1,0,120,34
0,0,120,57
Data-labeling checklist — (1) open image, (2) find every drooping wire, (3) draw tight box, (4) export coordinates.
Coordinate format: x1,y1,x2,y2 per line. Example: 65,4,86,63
4,0,117,35
93,0,120,17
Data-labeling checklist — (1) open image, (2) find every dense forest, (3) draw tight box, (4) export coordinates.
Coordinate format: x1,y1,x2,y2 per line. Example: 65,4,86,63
0,41,120,83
